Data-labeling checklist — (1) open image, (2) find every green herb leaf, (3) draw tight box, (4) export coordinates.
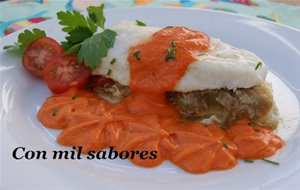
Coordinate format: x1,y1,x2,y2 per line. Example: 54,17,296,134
60,41,73,51
261,159,280,165
65,43,82,54
136,20,146,26
3,43,19,50
52,108,59,116
248,122,258,126
77,29,117,69
110,58,116,65
71,95,78,100
17,29,46,52
57,5,116,69
62,26,93,53
3,42,23,54
2,29,45,52
57,9,97,54
133,51,141,60
255,62,263,70
106,69,112,76
87,4,106,30
220,140,228,148
244,159,254,163
87,17,98,34
57,10,92,33
253,128,261,132
65,27,94,44
3,45,16,50
165,48,176,61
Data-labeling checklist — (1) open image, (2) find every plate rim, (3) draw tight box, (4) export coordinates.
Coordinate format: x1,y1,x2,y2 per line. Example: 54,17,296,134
1,6,300,190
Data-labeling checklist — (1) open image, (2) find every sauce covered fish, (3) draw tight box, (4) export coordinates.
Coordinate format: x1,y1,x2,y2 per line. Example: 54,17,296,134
37,21,284,174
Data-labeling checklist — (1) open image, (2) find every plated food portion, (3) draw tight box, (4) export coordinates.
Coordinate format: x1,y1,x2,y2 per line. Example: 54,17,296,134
93,20,278,130
4,5,284,174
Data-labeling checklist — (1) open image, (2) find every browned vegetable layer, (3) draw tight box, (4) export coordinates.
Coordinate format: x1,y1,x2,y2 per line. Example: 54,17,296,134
91,76,278,129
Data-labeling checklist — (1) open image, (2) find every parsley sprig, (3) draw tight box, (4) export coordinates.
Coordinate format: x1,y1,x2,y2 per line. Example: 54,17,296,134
3,4,116,70
57,4,117,69
76,29,117,69
3,29,46,53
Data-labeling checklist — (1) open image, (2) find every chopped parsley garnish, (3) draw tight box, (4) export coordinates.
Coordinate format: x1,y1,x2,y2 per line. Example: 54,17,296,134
244,159,279,165
261,159,280,165
255,62,263,70
106,69,112,76
133,50,141,60
110,58,116,65
248,122,258,126
221,140,228,148
165,48,176,61
253,128,261,132
171,40,176,47
52,108,59,116
136,20,146,26
71,95,78,100
244,159,254,163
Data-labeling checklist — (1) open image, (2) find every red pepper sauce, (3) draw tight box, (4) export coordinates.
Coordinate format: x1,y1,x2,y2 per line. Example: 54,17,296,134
38,27,284,173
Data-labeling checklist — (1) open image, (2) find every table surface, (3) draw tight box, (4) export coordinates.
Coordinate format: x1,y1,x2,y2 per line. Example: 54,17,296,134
0,0,299,37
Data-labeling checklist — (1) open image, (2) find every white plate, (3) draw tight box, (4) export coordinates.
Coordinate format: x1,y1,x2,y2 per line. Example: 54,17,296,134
1,7,300,190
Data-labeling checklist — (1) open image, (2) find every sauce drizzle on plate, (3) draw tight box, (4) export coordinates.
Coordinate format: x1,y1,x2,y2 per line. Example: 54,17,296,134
37,27,284,173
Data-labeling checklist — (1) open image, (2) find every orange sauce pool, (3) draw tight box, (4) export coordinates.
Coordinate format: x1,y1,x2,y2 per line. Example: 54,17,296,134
37,27,284,173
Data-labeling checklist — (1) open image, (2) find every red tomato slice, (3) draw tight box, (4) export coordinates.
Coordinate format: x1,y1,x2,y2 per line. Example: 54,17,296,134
43,54,91,94
22,37,64,77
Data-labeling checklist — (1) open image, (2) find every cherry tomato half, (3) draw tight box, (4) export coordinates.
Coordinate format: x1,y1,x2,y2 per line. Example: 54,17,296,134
43,54,91,94
22,37,65,77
